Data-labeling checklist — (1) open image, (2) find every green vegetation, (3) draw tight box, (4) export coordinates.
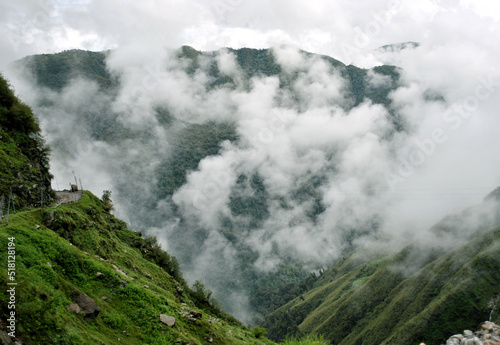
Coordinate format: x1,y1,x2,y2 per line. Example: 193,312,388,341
156,121,238,199
281,335,328,345
263,226,500,344
0,190,327,345
12,46,500,345
0,192,275,345
0,75,53,210
15,49,115,91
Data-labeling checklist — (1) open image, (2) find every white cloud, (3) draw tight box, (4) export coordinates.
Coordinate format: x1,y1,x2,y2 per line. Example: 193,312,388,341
3,0,500,324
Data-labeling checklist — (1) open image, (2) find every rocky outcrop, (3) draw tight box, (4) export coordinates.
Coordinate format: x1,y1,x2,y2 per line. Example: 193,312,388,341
69,287,101,318
444,322,500,345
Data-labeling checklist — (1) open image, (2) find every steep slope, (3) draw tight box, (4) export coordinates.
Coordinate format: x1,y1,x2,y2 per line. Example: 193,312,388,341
0,80,320,345
0,75,53,210
0,191,275,345
263,198,500,344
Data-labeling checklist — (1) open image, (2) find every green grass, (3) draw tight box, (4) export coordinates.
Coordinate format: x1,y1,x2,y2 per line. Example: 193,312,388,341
0,192,276,345
281,335,329,345
0,75,53,210
264,227,500,345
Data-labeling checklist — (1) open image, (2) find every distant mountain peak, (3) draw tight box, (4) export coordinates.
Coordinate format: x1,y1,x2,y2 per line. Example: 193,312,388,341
377,41,420,52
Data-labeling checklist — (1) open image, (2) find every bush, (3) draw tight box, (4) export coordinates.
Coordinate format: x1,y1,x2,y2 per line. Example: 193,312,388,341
253,326,267,339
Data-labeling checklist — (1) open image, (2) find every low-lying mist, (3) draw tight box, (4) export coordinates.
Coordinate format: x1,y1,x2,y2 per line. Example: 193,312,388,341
6,42,500,322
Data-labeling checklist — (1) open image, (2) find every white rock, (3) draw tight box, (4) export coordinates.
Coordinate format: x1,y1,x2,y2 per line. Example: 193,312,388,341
160,314,176,327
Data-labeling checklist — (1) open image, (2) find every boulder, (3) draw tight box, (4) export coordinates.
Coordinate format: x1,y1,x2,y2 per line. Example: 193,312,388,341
443,323,500,345
190,310,202,319
160,314,176,327
483,322,497,331
70,288,101,318
68,303,80,314
484,341,500,345
461,338,482,345
464,330,474,339
447,335,464,345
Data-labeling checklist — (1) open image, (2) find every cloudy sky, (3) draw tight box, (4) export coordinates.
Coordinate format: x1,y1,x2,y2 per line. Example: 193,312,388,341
2,0,500,241
2,0,500,320
1,0,499,70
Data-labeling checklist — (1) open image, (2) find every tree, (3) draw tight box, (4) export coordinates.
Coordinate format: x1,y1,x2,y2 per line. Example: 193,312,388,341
101,190,114,212
488,294,500,322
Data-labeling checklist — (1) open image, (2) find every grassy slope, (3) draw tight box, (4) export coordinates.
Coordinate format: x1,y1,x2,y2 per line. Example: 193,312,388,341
0,192,277,345
264,227,500,345
0,75,53,209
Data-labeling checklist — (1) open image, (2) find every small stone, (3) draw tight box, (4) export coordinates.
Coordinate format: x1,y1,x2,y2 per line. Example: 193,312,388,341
144,285,149,289
483,322,497,331
36,224,40,229
160,314,176,327
101,296,108,300
96,272,104,279
112,264,128,277
190,310,202,319
68,303,80,314
464,330,474,339
484,341,500,345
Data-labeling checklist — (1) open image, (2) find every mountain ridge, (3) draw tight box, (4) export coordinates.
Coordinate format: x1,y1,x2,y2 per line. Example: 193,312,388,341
263,195,500,344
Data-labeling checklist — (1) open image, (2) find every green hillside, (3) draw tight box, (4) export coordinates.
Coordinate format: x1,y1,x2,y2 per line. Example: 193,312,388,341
15,50,115,92
263,202,500,345
0,191,278,345
0,75,53,210
13,47,499,344
0,73,327,345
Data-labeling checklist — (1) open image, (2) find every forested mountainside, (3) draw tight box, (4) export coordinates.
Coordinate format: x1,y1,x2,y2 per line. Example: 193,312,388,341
263,193,500,344
3,45,500,345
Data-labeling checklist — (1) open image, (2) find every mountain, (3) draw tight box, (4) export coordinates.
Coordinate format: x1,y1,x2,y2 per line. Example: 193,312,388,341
0,75,323,345
0,74,53,210
4,46,500,345
263,195,500,344
10,46,406,322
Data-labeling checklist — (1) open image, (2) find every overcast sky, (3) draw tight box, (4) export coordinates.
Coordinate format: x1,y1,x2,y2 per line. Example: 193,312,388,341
0,0,499,70
2,0,500,214
3,0,500,320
